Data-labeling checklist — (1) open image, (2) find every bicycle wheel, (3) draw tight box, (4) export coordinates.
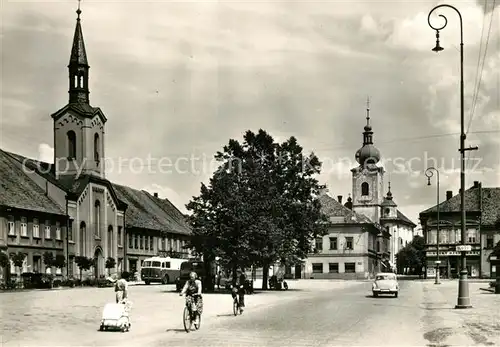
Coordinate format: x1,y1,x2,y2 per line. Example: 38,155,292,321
194,313,201,330
183,306,192,333
233,300,238,316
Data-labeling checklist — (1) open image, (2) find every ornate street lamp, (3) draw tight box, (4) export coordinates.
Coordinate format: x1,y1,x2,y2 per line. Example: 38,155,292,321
428,4,477,309
425,167,441,285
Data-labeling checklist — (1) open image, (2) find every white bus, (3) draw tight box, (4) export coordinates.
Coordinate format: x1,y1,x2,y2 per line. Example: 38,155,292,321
141,257,188,285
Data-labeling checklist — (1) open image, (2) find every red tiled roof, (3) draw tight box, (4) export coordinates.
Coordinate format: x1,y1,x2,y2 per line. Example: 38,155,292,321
0,150,66,216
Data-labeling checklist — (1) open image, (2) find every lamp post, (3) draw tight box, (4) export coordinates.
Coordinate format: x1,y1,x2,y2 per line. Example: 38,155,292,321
425,167,441,285
428,4,477,309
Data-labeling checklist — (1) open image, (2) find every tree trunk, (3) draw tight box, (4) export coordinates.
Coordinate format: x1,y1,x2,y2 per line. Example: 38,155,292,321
79,268,82,281
262,262,269,290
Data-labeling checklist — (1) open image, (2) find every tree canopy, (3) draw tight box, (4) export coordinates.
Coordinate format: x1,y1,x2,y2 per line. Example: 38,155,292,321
396,235,426,275
186,129,328,289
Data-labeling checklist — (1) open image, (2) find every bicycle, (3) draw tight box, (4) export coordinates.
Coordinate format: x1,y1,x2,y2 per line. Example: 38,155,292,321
182,294,202,333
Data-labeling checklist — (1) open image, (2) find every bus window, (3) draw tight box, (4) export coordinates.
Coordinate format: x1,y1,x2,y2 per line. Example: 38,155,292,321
165,262,171,268
152,261,161,267
144,261,151,267
161,262,165,268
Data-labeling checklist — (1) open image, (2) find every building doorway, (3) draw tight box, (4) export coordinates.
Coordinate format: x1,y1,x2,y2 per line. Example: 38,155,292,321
294,265,302,279
94,247,104,279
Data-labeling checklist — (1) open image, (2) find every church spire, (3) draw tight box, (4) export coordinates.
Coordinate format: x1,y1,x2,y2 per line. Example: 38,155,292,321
386,180,393,200
363,96,373,145
68,0,90,104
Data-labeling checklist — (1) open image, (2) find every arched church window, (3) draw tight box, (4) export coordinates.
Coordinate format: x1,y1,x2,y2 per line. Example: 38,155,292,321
74,75,78,88
94,133,100,165
80,221,86,256
79,75,84,88
361,182,369,196
67,131,76,159
94,200,101,237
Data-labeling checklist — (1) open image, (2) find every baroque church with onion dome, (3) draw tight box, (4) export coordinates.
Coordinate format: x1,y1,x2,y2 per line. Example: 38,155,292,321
0,6,191,283
302,100,416,279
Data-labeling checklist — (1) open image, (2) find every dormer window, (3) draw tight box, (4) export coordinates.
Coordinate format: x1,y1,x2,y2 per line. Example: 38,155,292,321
361,182,369,196
67,131,76,159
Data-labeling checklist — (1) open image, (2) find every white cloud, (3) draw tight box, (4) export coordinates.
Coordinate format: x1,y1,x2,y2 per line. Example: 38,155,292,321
38,143,54,163
141,183,190,214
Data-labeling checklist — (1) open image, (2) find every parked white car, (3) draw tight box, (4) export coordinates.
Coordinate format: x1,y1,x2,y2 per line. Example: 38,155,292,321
372,272,399,298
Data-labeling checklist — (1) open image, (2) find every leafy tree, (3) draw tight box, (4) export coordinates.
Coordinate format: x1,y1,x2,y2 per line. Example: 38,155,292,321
186,129,327,289
105,257,116,275
396,235,426,275
43,251,54,272
0,252,9,283
75,256,93,280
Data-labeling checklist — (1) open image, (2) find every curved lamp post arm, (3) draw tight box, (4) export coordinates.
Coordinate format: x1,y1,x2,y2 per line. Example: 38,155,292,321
428,4,463,45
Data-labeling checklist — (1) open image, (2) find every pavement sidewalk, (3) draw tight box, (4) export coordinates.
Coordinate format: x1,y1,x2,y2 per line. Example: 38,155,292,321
420,280,500,346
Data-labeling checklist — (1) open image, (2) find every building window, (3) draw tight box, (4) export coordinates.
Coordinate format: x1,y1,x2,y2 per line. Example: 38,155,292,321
128,233,133,249
345,237,353,250
80,221,86,255
118,227,122,246
329,263,339,273
134,234,138,249
68,256,74,277
150,236,154,251
140,235,144,249
329,237,337,250
345,262,356,273
56,222,61,240
20,218,27,237
162,238,166,251
68,220,73,241
67,131,76,159
94,200,101,237
487,235,494,249
467,229,477,244
361,182,369,196
376,241,380,252
94,133,100,165
145,236,149,250
315,238,323,252
7,215,15,236
108,225,113,256
44,224,51,239
312,263,323,273
33,219,40,238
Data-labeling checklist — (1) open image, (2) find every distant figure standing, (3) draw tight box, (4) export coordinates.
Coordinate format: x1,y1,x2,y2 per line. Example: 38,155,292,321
217,270,222,289
114,276,128,303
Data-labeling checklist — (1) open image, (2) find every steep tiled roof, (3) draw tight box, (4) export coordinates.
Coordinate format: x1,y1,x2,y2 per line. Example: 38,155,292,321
420,187,481,214
112,184,190,235
397,210,417,227
1,149,191,234
318,194,373,225
0,150,66,216
419,186,500,227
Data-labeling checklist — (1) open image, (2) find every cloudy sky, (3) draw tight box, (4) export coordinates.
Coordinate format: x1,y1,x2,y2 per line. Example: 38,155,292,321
1,0,499,228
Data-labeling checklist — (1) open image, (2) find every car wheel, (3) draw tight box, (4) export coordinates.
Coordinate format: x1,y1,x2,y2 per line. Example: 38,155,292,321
394,292,398,298
373,292,378,298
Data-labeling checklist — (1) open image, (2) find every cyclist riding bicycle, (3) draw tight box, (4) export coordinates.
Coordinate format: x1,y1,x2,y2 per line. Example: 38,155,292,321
179,271,203,326
231,271,246,313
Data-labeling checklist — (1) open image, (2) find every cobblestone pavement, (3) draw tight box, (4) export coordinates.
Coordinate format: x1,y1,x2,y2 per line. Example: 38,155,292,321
1,279,499,346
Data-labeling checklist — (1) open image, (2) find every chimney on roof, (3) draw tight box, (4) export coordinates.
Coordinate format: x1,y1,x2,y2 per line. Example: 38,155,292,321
344,196,353,210
473,181,479,188
446,191,453,200
337,195,342,204
154,192,158,198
